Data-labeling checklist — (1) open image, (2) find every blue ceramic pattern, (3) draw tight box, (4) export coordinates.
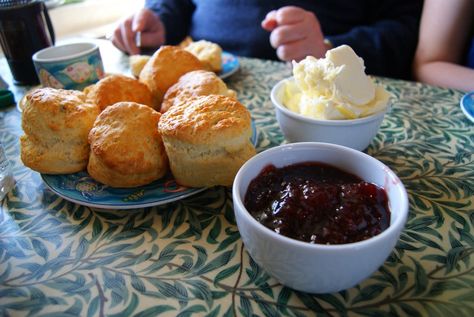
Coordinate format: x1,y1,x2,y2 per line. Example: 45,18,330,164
219,51,239,79
41,121,258,209
460,91,474,123
34,49,104,90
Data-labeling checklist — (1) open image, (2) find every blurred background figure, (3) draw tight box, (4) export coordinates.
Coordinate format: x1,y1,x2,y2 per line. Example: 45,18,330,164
413,0,474,91
111,0,423,79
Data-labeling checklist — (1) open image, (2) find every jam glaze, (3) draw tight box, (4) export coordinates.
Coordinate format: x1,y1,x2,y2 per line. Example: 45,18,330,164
244,162,390,245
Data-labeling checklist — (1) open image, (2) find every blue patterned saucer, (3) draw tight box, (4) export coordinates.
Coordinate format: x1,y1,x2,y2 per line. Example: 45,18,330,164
219,52,239,79
460,91,474,123
42,121,258,209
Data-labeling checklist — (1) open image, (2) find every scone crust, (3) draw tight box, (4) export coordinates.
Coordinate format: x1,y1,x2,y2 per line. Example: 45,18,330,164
158,95,255,187
86,74,155,111
22,88,97,135
129,54,151,78
20,87,99,174
88,102,168,187
159,95,251,145
185,40,222,72
161,70,236,112
139,45,203,106
164,142,256,187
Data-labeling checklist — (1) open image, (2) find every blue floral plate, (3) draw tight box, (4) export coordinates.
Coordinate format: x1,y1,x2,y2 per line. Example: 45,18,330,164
218,52,239,79
460,91,474,123
42,121,258,209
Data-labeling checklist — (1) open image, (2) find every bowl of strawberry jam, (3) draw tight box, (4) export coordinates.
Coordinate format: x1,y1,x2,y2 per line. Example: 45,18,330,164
232,142,408,294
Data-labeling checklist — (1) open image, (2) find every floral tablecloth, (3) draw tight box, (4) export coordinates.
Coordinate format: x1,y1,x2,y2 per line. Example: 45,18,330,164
1,45,473,316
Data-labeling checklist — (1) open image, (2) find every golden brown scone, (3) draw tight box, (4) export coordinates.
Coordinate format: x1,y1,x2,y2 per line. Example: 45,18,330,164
161,70,236,113
82,83,95,95
158,95,255,187
88,102,168,188
139,45,204,108
129,55,151,78
85,74,155,111
20,87,100,174
179,36,194,49
184,40,222,72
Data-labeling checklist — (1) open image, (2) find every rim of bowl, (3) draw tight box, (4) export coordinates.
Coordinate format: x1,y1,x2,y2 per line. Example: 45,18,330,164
232,142,409,251
270,77,389,126
33,42,98,63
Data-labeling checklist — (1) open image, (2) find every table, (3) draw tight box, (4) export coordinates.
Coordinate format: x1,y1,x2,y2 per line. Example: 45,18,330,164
1,40,473,317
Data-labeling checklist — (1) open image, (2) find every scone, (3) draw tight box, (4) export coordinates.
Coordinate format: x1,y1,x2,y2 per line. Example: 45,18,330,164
158,95,256,187
85,74,155,110
139,45,204,108
184,40,222,72
129,54,151,78
88,102,168,188
179,36,194,49
161,70,236,112
20,87,100,174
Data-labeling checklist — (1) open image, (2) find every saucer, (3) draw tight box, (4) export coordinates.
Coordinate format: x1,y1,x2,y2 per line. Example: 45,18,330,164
219,52,239,79
460,91,474,123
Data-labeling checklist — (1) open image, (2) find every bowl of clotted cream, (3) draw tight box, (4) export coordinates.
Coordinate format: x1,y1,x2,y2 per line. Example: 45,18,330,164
271,45,391,151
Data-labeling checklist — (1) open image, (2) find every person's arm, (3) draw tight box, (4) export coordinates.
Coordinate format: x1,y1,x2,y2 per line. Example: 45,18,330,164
145,0,195,45
325,0,423,79
262,1,422,79
413,0,474,91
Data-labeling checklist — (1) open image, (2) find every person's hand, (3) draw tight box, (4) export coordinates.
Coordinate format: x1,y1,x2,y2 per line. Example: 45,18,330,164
111,8,165,55
261,6,331,62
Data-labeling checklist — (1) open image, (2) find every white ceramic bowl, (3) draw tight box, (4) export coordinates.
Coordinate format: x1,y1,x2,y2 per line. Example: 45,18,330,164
232,142,408,293
270,78,389,151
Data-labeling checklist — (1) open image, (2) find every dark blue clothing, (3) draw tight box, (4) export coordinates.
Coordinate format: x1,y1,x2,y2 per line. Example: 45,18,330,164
467,37,474,69
145,0,423,79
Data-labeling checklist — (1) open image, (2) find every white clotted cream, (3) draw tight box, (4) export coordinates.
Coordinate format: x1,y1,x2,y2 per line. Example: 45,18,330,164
283,45,390,120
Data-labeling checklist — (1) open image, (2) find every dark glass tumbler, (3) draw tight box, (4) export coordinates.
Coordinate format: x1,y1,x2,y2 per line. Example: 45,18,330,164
0,0,55,85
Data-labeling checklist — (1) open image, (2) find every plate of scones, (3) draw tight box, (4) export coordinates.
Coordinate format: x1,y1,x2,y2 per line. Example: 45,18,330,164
40,120,257,209
130,39,239,80
20,45,256,209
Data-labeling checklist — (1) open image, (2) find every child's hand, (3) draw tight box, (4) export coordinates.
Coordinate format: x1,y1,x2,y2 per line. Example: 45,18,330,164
262,6,331,62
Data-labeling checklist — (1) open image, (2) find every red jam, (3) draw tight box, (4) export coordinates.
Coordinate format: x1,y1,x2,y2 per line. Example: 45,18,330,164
243,162,390,245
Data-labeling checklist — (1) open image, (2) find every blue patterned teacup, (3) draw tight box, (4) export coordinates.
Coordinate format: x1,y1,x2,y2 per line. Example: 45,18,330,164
32,42,105,90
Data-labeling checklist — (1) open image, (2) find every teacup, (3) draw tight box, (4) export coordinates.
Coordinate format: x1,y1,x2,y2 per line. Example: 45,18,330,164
32,42,105,90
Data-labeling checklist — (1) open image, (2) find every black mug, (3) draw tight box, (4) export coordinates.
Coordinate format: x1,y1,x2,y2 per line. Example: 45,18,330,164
0,0,55,85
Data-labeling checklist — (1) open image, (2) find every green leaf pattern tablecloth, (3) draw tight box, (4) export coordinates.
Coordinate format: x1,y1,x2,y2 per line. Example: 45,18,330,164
0,56,473,317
